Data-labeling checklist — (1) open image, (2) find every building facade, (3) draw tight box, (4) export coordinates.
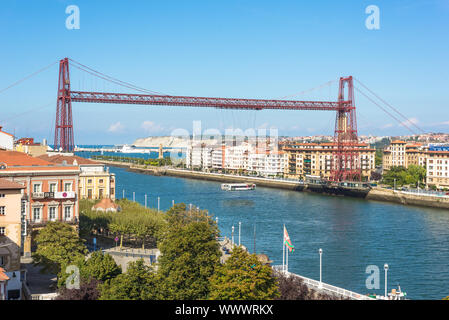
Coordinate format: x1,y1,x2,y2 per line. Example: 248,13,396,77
382,140,427,171
282,142,376,180
0,151,80,257
0,178,25,300
38,154,116,200
426,151,449,189
0,126,14,151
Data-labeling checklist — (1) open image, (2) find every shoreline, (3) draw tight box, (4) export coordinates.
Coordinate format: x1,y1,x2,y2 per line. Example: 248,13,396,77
98,160,449,210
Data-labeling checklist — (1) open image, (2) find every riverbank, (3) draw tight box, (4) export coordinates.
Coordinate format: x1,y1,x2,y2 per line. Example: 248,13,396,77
97,160,449,210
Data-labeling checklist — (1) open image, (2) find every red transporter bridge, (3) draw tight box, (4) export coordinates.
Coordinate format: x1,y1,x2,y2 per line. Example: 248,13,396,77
54,57,360,182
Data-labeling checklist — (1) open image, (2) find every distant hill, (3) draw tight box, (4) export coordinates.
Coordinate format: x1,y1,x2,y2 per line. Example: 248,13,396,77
133,136,218,148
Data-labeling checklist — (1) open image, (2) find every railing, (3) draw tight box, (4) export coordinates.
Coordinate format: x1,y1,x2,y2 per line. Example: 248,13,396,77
272,266,374,300
399,188,449,198
31,292,58,300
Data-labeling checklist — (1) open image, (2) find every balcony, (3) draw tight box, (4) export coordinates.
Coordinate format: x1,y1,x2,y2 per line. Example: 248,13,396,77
27,217,79,228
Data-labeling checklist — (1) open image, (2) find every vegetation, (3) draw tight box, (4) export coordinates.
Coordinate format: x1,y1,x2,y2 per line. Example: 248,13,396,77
32,222,88,276
375,148,383,167
92,155,172,167
209,246,279,300
79,199,167,249
157,203,221,299
99,259,160,300
56,278,101,300
382,165,426,188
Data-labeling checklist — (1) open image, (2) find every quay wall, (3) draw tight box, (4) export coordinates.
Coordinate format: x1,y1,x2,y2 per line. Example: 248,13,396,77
366,187,449,210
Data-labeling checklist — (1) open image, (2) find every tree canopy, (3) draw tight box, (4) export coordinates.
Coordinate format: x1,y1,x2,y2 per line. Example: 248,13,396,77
157,204,221,299
99,259,159,300
209,246,280,300
382,165,426,187
32,221,88,275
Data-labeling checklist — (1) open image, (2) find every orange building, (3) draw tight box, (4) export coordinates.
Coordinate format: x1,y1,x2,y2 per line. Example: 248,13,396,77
0,151,80,257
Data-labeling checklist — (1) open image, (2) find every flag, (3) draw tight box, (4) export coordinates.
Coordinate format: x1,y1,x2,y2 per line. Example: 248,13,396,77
284,226,295,253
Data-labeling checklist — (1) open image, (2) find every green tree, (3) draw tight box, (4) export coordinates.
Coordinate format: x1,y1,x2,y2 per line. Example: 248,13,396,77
32,222,88,275
82,251,122,282
157,203,221,299
99,259,159,300
209,246,280,300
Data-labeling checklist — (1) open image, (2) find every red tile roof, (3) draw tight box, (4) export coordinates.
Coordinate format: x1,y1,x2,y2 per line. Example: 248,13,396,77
0,151,53,166
37,154,98,165
0,151,79,172
0,178,25,190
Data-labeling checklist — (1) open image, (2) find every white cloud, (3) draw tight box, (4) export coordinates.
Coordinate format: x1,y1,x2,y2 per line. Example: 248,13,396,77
141,121,164,133
108,122,124,133
381,123,393,129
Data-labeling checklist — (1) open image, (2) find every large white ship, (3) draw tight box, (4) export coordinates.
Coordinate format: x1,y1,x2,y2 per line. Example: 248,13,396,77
115,144,149,154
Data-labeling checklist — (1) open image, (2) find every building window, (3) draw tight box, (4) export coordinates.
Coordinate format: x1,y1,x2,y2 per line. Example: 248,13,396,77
99,179,104,184
33,184,42,193
49,207,57,221
0,255,6,266
64,206,72,221
0,206,5,216
33,207,41,222
87,179,92,184
49,183,57,193
0,227,5,236
64,183,72,192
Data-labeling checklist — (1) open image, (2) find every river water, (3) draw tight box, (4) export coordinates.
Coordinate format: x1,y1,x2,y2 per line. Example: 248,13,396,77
101,166,449,300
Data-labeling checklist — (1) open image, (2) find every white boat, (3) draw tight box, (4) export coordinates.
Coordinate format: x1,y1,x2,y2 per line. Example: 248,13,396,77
116,144,148,154
221,183,256,191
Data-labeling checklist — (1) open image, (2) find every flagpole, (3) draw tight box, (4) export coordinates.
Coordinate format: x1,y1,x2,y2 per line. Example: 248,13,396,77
282,224,285,274
286,244,289,273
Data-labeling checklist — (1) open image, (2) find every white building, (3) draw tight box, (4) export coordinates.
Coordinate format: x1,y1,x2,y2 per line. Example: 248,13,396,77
0,127,13,151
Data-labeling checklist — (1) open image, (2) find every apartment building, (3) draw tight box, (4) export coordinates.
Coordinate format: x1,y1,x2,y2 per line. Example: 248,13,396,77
426,151,449,189
0,178,25,300
282,142,375,180
382,140,427,171
0,151,80,257
38,154,116,200
186,143,286,177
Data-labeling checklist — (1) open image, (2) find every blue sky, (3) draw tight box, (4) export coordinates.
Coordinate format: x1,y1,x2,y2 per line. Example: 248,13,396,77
0,0,448,144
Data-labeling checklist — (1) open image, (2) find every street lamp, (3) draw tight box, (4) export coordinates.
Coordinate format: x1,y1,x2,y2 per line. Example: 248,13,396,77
319,248,323,287
238,222,241,246
231,225,235,246
384,263,389,299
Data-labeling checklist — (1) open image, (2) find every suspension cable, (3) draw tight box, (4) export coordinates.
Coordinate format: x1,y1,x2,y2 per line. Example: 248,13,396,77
0,60,59,95
69,58,168,95
354,78,424,133
354,86,417,135
279,79,338,100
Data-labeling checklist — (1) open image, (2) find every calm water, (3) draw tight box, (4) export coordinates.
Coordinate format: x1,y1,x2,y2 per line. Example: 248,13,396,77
105,166,449,300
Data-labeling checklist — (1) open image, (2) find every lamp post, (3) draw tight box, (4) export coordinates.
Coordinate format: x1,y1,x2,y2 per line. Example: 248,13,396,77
158,197,160,212
238,222,241,246
145,194,147,208
231,225,234,247
319,248,323,288
384,263,389,299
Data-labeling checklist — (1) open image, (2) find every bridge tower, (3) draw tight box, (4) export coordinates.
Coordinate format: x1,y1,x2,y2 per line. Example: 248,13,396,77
54,58,74,152
331,76,361,181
